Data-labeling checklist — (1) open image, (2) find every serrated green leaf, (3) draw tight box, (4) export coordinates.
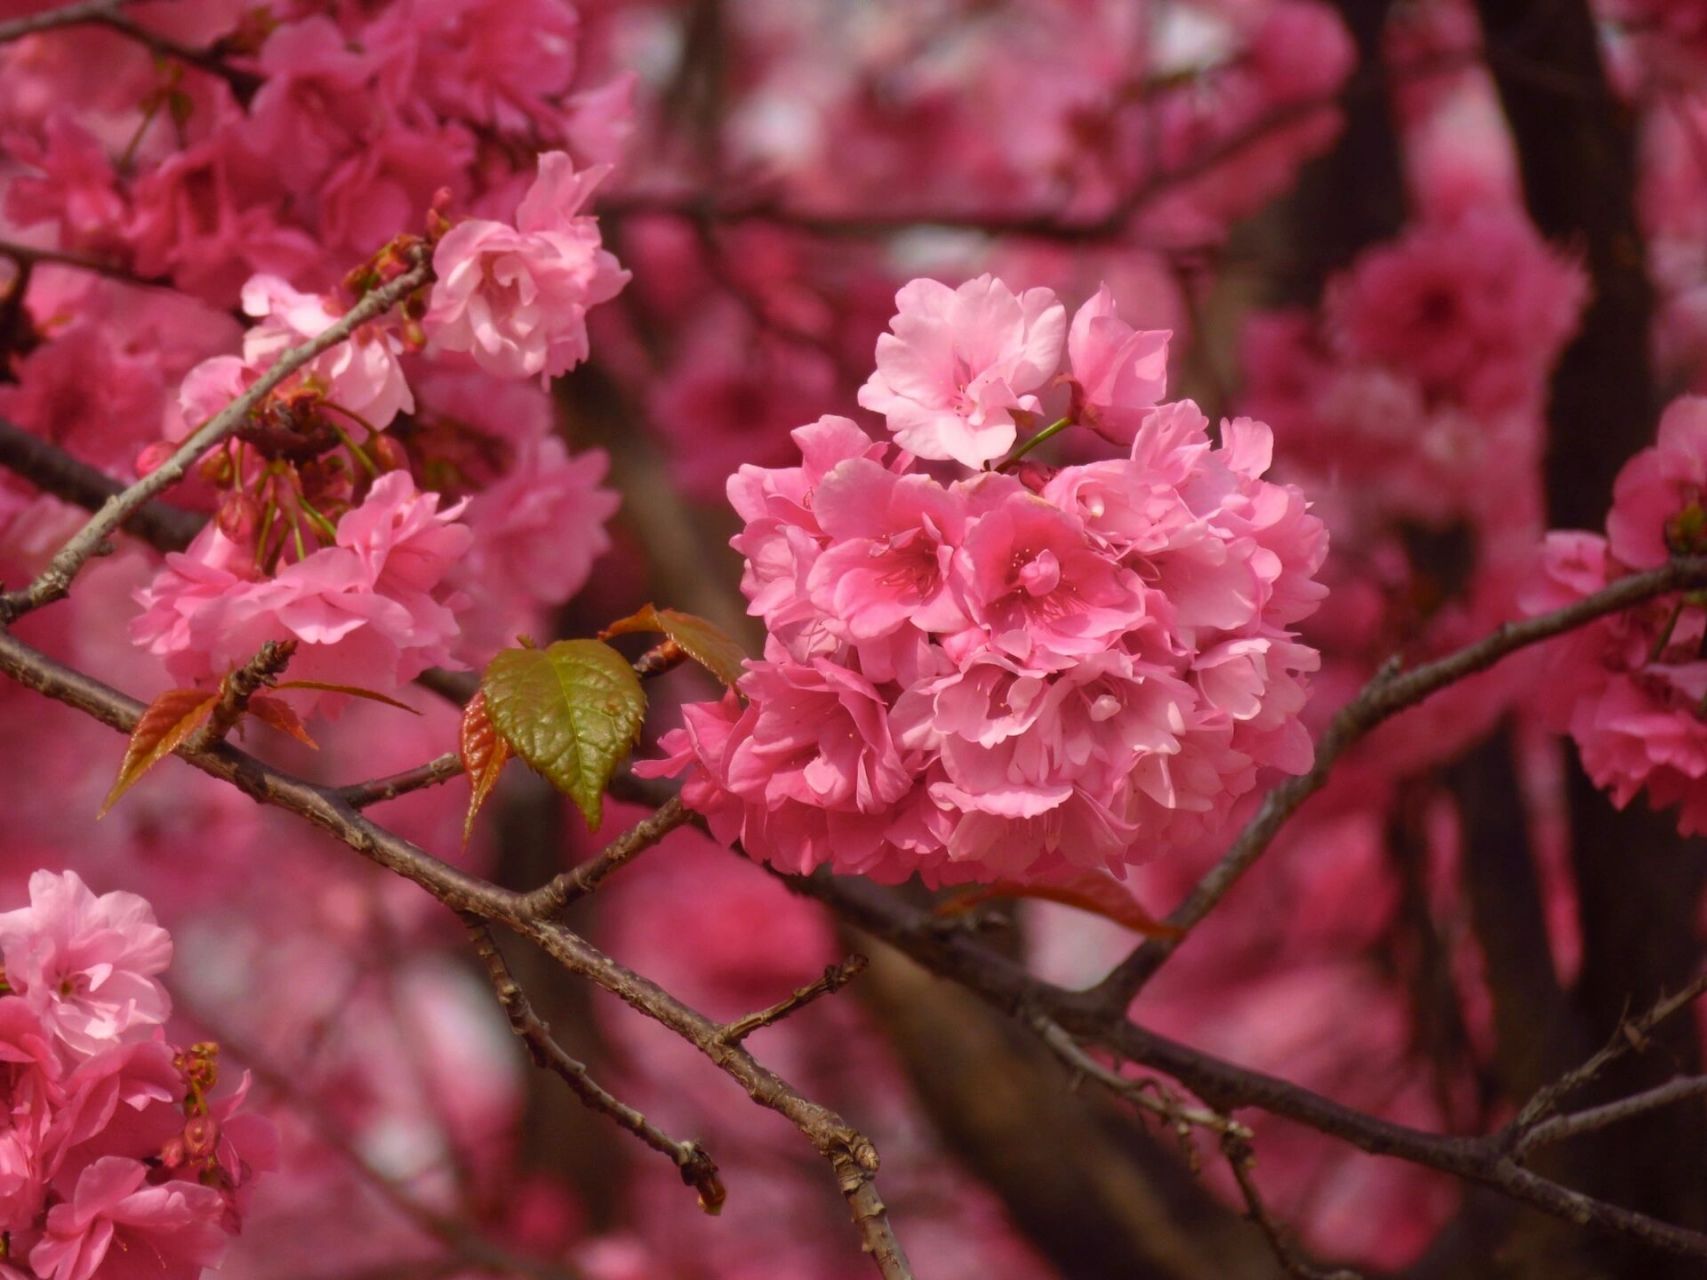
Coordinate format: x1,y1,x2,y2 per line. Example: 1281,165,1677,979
101,688,219,816
602,605,749,690
481,640,646,829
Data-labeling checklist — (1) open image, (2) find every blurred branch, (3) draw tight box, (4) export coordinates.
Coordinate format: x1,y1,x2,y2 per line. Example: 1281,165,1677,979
1221,1131,1364,1280
0,416,202,550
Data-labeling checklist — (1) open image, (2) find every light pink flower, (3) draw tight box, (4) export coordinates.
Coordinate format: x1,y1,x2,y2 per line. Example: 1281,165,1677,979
858,275,1066,468
0,872,171,1059
30,1156,227,1280
425,151,629,380
1067,285,1171,444
240,275,414,428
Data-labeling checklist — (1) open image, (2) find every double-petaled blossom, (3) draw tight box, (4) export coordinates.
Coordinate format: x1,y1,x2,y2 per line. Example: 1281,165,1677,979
0,873,171,1061
1526,397,1707,834
857,275,1067,468
644,278,1328,886
425,151,629,380
0,874,268,1279
131,473,470,714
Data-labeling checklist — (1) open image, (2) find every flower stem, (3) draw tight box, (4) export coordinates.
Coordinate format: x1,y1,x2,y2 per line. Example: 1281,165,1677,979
996,417,1072,471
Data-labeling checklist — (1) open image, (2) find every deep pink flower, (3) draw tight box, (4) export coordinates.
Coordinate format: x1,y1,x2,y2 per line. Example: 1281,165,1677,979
1606,395,1707,569
425,152,629,380
858,275,1066,468
0,872,171,1059
30,1156,227,1280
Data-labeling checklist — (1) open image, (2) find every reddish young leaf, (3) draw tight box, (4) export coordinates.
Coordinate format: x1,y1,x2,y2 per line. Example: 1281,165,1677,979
935,872,1182,939
100,688,220,816
602,605,748,690
459,690,512,846
246,696,318,748
273,680,420,713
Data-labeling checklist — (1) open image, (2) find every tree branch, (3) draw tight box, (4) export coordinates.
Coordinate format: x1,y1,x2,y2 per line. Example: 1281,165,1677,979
463,917,726,1213
718,955,869,1046
513,796,692,918
1095,555,1707,1009
0,417,202,551
0,253,431,622
338,753,463,809
0,626,915,1278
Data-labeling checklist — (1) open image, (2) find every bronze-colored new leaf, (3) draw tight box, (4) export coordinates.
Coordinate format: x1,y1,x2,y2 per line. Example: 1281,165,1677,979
458,690,511,846
246,695,318,748
935,871,1182,939
100,688,220,816
273,680,420,713
481,640,646,829
603,605,748,690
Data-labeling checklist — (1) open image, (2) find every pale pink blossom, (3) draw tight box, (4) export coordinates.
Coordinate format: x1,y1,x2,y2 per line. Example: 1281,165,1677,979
425,151,629,380
0,872,171,1059
236,275,414,430
858,275,1066,468
30,1156,227,1280
1067,286,1171,444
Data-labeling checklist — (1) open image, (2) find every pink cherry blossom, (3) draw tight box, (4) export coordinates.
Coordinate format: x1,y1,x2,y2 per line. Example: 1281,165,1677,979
1066,286,1171,444
425,152,629,381
1606,395,1707,569
131,473,471,712
0,872,171,1059
857,275,1066,468
235,275,415,430
30,1156,227,1280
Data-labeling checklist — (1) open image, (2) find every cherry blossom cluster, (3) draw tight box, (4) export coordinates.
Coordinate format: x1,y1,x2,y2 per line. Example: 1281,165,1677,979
126,150,625,715
0,870,271,1280
1526,396,1707,834
644,275,1328,886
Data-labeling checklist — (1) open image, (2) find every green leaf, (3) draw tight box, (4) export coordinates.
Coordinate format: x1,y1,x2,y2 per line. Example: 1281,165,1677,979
458,690,511,846
101,688,219,816
481,640,646,828
602,605,749,690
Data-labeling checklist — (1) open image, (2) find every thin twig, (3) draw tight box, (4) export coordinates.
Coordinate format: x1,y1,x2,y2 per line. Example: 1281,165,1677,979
0,628,916,1277
1516,1076,1707,1157
1509,973,1707,1137
1094,556,1707,1010
195,639,295,748
514,795,691,918
339,753,463,808
462,917,726,1213
89,10,262,95
1031,1015,1250,1141
1223,1131,1364,1280
719,956,869,1046
0,253,432,622
0,237,165,287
